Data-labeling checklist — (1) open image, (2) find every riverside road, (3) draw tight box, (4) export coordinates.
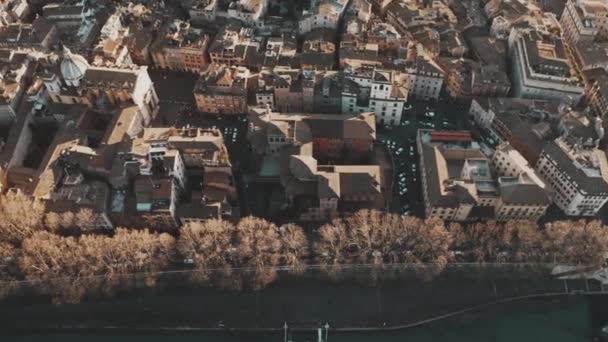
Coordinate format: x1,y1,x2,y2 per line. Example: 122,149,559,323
0,265,601,333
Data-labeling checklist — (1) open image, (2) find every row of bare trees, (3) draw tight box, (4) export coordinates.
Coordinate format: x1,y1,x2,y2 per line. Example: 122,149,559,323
2,191,608,303
0,191,97,244
178,217,308,291
449,220,608,265
18,229,176,304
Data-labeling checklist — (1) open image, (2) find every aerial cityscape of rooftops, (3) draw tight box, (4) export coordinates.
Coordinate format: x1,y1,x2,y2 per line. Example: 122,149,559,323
3,0,608,335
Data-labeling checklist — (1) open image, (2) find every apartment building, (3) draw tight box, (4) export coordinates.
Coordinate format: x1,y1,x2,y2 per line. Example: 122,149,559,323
560,0,608,46
299,0,349,35
193,64,249,114
341,67,408,127
490,143,550,221
208,21,260,67
536,137,608,216
134,176,179,230
0,17,57,52
398,44,445,101
583,68,608,119
42,0,84,30
150,20,210,72
187,0,218,25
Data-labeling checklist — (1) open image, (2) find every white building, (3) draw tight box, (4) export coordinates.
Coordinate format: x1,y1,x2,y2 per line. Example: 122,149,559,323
536,137,608,216
404,57,444,101
508,28,584,103
299,0,349,35
560,0,608,46
341,68,408,127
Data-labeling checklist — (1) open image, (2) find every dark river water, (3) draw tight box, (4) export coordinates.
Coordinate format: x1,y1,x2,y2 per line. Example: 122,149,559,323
2,295,599,342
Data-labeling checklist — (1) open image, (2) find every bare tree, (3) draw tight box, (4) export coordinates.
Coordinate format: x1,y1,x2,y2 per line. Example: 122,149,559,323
314,218,349,279
0,242,19,299
44,212,62,232
504,220,543,263
278,223,309,275
236,217,281,290
411,217,452,269
0,191,45,244
447,221,512,262
315,210,452,280
107,228,177,289
177,220,236,285
543,220,608,265
19,231,88,304
75,208,95,231
20,229,176,304
59,212,75,229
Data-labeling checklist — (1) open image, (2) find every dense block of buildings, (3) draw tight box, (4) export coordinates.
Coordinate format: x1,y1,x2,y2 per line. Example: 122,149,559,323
4,0,608,230
248,108,391,221
440,58,511,100
129,127,238,228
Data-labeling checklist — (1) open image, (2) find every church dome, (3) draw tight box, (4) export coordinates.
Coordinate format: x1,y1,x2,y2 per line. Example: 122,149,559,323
60,47,89,84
